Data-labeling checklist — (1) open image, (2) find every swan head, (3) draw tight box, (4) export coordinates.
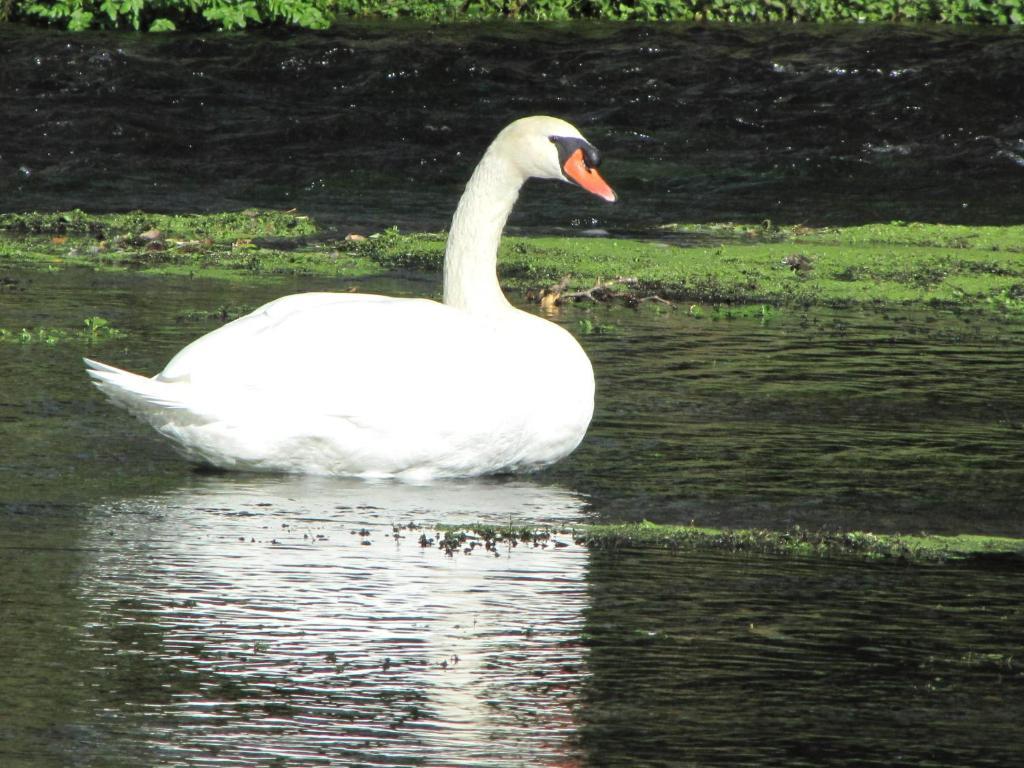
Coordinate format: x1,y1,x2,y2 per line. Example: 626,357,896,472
494,116,617,203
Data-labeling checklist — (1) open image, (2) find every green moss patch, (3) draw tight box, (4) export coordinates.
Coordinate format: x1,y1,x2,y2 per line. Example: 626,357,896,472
4,211,1024,316
573,521,1024,563
434,520,1024,564
0,208,318,241
0,209,381,282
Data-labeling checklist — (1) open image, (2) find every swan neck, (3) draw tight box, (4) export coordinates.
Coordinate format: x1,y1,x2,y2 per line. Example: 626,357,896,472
443,150,523,314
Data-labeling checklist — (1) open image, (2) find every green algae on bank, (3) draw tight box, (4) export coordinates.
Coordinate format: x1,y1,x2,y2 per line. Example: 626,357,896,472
434,521,1024,564
3,211,1024,315
0,209,319,241
0,209,386,283
573,522,1024,563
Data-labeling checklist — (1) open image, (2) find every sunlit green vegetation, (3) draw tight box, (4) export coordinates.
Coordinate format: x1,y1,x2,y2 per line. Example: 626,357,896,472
6,211,1024,317
0,315,125,345
4,0,1023,31
572,521,1024,562
434,520,1024,563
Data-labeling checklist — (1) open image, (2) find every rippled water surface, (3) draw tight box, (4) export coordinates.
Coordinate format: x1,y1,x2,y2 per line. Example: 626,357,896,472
2,265,1024,766
2,22,1024,230
3,20,1024,768
5,488,1023,768
3,266,1023,533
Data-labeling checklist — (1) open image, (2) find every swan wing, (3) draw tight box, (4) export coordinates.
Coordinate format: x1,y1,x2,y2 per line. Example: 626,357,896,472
153,292,517,429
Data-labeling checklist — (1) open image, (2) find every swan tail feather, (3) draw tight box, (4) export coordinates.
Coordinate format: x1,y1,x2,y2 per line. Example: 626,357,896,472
83,358,191,413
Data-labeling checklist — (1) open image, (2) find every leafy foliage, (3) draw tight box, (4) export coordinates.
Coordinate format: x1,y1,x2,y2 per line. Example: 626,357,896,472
14,0,333,30
6,0,1024,29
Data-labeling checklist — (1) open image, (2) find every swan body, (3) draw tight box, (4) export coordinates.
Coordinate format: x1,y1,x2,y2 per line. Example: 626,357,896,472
86,116,616,479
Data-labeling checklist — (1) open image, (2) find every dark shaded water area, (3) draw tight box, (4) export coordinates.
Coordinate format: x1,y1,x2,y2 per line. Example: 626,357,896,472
3,266,1024,535
4,493,1023,768
2,267,1024,765
3,20,1024,768
2,22,1024,231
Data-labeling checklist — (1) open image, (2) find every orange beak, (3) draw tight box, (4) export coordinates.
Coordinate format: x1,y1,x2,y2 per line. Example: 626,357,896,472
562,148,617,203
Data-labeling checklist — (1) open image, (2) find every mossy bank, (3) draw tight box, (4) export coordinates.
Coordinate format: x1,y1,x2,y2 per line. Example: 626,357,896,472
4,209,1024,318
432,521,1024,564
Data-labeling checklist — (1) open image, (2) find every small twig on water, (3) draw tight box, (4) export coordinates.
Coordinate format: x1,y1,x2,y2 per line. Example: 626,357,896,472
534,276,672,308
637,295,674,306
559,277,638,304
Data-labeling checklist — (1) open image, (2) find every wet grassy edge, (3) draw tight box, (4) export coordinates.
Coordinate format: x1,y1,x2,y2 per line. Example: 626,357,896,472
4,211,1024,315
435,521,1024,564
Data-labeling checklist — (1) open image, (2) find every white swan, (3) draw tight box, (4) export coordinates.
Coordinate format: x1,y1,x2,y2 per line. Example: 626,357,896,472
85,116,617,479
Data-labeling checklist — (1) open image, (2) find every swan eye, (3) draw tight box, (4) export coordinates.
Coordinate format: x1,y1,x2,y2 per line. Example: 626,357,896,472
550,136,602,171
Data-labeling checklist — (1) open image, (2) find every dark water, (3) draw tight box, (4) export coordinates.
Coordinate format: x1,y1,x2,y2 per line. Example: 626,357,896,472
3,20,1024,768
3,266,1023,534
4,492,1023,768
2,265,1024,765
2,23,1024,232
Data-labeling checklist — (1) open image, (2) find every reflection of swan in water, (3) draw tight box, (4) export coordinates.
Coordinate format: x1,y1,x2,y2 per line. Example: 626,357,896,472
154,472,591,526
81,477,591,765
